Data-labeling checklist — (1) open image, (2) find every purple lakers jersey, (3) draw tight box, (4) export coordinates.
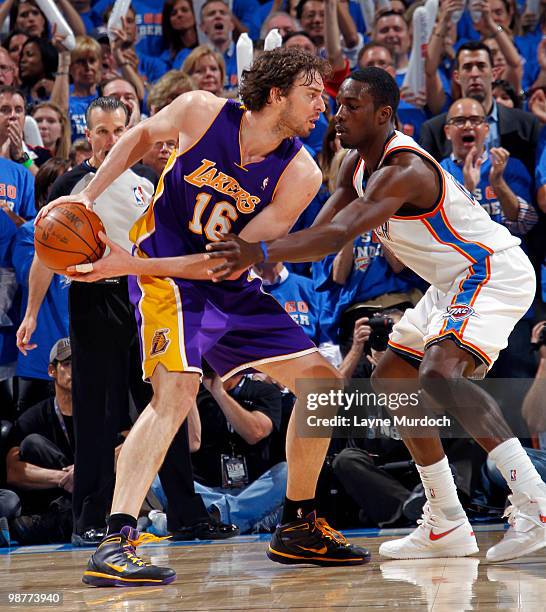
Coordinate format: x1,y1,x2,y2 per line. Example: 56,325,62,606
130,100,303,280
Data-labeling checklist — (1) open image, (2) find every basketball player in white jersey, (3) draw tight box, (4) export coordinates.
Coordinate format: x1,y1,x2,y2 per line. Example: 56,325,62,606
207,67,546,562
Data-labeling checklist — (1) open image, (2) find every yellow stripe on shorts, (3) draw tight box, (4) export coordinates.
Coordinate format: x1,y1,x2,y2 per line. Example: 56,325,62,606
137,275,189,380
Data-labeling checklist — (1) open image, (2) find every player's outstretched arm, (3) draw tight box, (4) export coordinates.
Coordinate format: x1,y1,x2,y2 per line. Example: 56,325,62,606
66,232,213,282
207,162,415,281
310,149,360,227
36,92,227,222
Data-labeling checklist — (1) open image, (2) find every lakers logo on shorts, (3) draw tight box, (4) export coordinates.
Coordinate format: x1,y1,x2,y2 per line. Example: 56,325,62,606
150,329,170,356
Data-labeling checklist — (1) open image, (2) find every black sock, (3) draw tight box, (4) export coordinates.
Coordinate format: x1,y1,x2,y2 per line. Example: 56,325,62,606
281,497,316,524
107,512,137,535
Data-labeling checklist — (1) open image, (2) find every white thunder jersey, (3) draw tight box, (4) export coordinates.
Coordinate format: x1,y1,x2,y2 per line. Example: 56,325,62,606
353,131,520,293
353,130,535,370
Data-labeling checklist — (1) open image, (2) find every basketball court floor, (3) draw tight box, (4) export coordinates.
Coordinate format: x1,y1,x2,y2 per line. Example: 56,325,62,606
2,524,545,610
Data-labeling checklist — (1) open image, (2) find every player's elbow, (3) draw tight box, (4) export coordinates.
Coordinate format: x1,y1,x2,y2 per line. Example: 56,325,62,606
241,428,266,445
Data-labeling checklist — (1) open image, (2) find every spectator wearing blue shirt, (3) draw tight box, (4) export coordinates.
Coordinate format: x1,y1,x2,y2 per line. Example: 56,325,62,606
256,262,343,367
12,159,71,413
98,6,161,97
158,0,198,70
92,0,165,57
358,42,433,137
441,98,537,238
199,0,239,90
78,0,104,34
0,86,48,176
92,24,168,99
367,17,447,140
256,263,324,346
313,231,421,345
0,157,36,260
0,157,35,397
63,37,102,140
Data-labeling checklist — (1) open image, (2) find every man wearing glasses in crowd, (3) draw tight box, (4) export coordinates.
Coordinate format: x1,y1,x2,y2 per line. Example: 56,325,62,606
440,97,537,238
420,41,540,176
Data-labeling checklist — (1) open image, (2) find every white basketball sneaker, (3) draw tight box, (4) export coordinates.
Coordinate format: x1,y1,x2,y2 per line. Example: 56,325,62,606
486,492,546,562
379,503,479,559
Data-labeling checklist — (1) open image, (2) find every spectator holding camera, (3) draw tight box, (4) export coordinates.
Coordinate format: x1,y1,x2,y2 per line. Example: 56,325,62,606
331,308,424,528
338,312,401,381
189,371,286,534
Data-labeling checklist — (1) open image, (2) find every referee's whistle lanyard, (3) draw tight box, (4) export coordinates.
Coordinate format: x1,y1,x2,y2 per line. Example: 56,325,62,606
54,399,71,448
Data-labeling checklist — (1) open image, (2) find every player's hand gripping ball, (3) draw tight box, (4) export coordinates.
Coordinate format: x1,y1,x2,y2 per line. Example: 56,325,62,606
34,203,106,272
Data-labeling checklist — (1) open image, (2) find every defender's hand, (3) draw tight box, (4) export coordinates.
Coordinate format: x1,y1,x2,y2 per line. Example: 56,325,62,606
205,234,262,282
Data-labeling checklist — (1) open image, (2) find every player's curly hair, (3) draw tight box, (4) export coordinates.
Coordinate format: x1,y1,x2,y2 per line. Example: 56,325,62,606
239,48,330,112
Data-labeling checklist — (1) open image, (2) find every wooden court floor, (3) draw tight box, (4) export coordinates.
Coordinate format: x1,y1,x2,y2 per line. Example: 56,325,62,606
1,527,546,611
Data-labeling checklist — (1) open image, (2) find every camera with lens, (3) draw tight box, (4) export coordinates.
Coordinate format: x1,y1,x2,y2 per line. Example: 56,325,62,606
368,314,394,351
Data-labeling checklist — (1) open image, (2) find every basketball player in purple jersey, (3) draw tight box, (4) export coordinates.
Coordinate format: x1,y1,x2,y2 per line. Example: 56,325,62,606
41,48,370,586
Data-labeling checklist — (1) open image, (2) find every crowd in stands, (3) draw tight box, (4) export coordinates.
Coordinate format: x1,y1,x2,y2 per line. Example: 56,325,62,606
0,0,546,546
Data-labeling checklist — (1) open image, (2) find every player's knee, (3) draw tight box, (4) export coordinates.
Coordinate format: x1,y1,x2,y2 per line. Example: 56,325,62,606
418,360,461,401
151,373,199,419
370,366,386,393
370,363,399,395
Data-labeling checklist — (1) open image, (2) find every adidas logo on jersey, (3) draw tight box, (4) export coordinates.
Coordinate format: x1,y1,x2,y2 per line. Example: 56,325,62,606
443,304,476,322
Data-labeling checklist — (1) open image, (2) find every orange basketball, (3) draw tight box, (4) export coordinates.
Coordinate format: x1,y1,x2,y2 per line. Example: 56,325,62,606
34,203,106,273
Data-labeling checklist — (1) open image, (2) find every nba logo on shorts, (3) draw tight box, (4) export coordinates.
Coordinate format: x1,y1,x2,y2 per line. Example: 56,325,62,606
150,329,170,356
510,469,517,482
430,488,435,498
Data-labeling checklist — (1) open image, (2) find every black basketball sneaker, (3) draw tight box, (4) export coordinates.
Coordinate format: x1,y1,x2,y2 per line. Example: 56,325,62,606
82,526,176,587
267,511,371,566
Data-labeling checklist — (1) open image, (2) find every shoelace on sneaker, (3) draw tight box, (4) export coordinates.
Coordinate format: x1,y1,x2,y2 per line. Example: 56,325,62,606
503,503,518,527
123,532,171,567
315,518,349,546
416,503,445,532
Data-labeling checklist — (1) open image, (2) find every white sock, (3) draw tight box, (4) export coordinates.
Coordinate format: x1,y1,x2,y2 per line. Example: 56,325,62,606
417,456,466,521
488,438,546,499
